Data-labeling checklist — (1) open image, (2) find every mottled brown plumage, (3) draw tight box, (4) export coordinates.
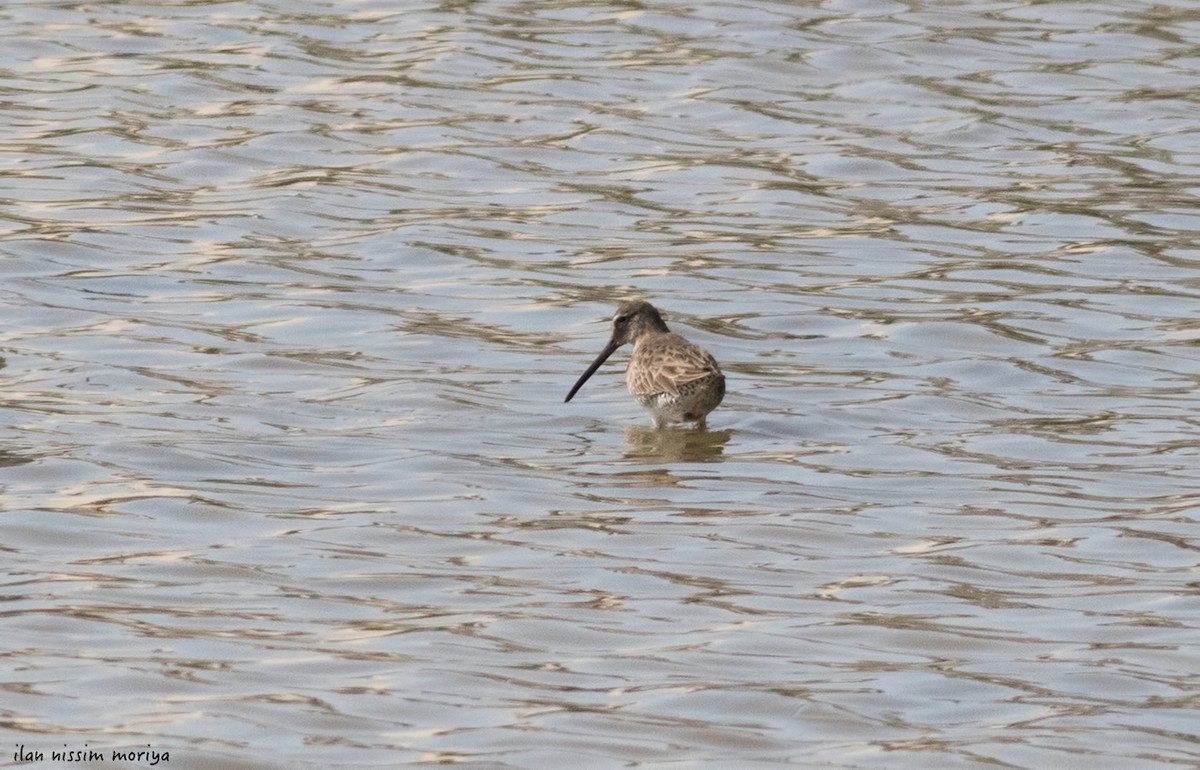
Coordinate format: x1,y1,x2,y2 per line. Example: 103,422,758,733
565,300,725,428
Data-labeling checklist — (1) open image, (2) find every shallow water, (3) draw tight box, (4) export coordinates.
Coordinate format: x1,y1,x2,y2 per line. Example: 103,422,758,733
2,1,1198,767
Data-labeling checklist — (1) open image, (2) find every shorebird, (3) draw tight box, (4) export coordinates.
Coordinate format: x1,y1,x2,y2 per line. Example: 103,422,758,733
564,300,725,428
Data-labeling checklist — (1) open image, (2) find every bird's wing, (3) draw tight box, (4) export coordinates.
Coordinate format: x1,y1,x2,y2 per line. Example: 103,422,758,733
629,335,722,398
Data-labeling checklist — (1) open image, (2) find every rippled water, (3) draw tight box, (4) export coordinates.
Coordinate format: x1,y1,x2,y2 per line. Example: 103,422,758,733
2,1,1198,767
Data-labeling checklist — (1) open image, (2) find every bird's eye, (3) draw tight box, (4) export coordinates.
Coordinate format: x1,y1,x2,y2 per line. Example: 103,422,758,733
614,314,629,324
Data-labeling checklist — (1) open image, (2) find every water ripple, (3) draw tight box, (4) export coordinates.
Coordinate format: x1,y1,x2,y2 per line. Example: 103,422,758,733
1,1,1198,767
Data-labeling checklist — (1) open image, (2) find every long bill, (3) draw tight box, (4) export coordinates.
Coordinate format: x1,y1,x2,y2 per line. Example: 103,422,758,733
564,339,620,402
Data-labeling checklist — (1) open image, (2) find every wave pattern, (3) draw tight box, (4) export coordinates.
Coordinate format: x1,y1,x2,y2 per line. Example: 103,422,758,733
1,1,1197,767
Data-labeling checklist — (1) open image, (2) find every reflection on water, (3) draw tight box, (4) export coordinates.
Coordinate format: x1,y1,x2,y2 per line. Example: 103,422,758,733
622,425,732,463
1,0,1198,767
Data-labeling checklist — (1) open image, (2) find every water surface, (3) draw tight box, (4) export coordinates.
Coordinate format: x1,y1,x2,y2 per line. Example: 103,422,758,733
2,1,1198,767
